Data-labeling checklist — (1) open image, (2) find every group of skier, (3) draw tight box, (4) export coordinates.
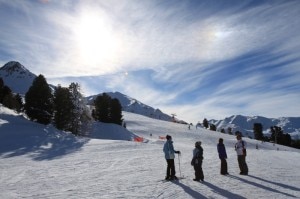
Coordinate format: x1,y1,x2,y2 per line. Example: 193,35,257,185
163,134,248,181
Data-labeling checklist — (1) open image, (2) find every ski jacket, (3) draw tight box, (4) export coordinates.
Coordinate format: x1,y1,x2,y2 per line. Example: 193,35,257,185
191,146,203,166
217,143,227,159
163,140,176,159
235,139,247,156
193,146,203,159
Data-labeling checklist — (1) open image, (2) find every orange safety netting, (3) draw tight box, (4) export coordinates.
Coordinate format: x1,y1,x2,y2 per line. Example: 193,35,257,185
134,137,144,142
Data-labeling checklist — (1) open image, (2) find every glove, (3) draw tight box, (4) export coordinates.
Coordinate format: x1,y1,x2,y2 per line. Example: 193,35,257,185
175,151,181,154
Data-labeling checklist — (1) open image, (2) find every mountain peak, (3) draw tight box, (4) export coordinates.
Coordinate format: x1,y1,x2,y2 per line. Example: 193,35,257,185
0,61,36,94
0,61,30,75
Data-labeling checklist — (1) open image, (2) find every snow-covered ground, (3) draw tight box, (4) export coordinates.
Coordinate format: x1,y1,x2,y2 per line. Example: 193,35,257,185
1,106,300,199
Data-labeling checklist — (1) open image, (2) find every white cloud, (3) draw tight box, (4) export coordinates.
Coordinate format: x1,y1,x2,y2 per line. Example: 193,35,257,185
1,0,300,121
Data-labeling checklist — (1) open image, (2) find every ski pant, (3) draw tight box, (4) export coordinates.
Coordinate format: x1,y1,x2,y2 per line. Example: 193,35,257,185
237,155,248,174
166,159,176,177
194,161,204,180
220,158,228,174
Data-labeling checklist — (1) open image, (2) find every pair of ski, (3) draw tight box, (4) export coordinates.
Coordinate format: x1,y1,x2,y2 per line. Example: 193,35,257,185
161,176,185,182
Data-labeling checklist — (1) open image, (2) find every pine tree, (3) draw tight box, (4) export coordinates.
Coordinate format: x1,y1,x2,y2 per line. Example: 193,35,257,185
110,98,123,125
203,118,209,129
53,86,73,131
0,78,5,103
2,92,18,110
68,83,91,135
24,74,53,124
14,94,23,113
227,127,232,135
93,93,123,125
0,85,12,104
253,123,263,140
94,93,111,123
0,78,23,112
209,123,216,131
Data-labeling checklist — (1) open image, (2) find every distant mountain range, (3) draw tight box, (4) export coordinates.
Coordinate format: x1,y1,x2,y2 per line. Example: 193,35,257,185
1,61,299,139
210,115,300,140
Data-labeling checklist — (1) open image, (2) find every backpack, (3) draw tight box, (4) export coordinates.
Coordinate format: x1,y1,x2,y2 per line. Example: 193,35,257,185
242,141,247,156
191,148,203,166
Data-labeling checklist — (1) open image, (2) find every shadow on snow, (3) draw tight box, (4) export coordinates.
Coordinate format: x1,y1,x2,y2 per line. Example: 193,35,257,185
229,175,297,198
0,114,89,161
172,180,246,199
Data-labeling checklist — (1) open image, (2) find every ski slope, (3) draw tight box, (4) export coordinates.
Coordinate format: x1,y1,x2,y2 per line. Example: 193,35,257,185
1,107,300,199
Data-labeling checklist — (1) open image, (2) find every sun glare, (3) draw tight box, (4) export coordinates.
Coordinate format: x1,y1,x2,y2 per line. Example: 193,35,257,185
74,12,120,67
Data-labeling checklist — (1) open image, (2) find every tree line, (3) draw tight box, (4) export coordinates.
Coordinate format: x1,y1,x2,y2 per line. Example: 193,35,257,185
0,75,123,136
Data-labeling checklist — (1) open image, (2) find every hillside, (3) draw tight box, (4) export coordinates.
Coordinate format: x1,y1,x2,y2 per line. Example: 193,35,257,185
86,92,176,122
1,105,300,198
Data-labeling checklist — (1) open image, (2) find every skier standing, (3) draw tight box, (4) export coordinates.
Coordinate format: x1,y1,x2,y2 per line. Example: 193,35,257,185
163,135,180,180
235,134,248,175
191,141,204,181
217,138,229,175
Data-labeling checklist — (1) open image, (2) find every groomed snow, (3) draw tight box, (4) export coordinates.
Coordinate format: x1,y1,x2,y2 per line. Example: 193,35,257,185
1,106,300,199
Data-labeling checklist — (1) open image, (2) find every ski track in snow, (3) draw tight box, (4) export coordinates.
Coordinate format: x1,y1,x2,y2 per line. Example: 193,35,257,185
1,111,300,198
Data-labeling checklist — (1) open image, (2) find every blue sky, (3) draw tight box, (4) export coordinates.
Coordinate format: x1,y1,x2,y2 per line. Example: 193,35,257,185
1,0,300,122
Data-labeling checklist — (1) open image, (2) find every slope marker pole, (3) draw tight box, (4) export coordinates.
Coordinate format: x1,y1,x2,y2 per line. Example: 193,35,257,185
178,153,182,178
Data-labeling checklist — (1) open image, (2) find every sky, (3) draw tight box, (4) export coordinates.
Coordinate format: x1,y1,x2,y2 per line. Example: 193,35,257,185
1,105,300,198
0,0,300,123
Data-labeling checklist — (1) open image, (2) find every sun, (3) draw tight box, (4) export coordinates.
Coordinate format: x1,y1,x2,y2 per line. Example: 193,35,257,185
74,11,120,67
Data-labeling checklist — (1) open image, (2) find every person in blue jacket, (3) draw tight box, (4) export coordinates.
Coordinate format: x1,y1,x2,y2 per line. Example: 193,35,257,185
163,135,180,180
217,138,229,175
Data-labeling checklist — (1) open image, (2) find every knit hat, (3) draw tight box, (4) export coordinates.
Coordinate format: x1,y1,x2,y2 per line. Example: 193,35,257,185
166,135,172,140
195,141,201,147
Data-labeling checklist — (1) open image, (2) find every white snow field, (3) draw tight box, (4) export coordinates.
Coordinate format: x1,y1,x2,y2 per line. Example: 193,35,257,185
1,106,300,199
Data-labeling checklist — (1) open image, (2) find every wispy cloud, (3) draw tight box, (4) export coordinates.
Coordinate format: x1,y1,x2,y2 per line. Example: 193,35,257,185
1,0,300,122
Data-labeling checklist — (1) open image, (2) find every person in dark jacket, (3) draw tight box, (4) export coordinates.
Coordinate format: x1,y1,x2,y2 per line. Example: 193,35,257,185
163,135,180,180
217,138,229,175
191,141,204,181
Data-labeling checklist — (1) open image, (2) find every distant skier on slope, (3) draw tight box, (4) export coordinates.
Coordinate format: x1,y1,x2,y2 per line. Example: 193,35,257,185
191,141,204,181
217,138,229,175
163,135,181,180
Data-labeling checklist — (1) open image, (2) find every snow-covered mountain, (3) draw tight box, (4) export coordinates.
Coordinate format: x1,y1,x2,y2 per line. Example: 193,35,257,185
210,115,300,140
86,92,176,122
0,61,36,95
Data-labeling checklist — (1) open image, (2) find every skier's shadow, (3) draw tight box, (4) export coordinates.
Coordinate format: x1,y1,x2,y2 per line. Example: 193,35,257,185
171,180,206,199
247,175,300,191
201,181,246,199
171,180,246,199
229,175,297,198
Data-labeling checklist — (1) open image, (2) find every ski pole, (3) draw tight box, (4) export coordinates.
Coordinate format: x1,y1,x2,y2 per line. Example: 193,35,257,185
178,153,182,178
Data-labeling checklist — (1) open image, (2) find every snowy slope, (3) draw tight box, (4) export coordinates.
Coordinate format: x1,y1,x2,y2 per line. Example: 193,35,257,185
1,105,300,199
